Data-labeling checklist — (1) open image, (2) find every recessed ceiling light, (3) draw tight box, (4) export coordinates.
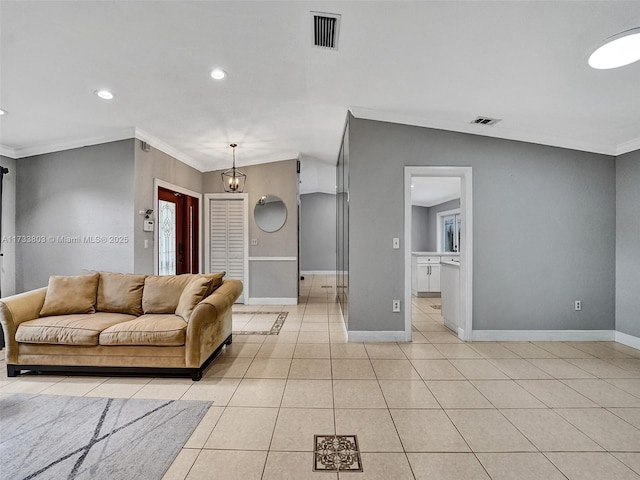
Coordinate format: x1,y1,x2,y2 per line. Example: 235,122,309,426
95,89,115,100
210,68,226,80
588,27,640,69
0,109,7,116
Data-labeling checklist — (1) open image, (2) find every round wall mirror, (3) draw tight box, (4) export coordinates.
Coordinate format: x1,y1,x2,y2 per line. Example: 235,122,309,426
254,195,287,232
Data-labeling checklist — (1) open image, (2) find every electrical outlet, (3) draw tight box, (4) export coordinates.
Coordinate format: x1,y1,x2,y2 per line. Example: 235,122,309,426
575,300,582,311
251,238,258,246
392,300,401,312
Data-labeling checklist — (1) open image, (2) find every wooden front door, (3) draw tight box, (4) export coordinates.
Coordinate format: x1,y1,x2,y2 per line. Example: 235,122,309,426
158,187,199,275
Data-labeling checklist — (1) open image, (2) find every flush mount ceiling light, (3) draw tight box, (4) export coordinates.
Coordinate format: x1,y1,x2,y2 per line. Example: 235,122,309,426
210,68,226,80
588,27,640,69
0,109,7,116
95,89,115,100
221,143,246,193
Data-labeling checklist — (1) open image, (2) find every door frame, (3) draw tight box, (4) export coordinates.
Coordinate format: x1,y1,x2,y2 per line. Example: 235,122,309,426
153,179,203,275
204,193,249,302
403,166,473,341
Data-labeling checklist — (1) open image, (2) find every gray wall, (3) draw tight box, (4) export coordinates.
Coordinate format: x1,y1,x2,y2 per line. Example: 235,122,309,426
203,159,299,300
615,149,640,338
16,140,135,292
0,155,17,297
411,205,429,252
412,198,461,252
300,192,336,272
427,198,460,251
134,141,203,274
348,116,616,333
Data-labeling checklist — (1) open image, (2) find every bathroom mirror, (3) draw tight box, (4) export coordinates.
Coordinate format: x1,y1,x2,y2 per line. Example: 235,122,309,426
254,195,287,232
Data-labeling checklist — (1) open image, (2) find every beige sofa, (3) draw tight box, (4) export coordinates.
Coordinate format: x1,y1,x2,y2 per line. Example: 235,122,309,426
0,271,242,381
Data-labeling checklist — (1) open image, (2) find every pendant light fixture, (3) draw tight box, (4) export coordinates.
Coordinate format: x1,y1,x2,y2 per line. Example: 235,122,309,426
221,143,246,193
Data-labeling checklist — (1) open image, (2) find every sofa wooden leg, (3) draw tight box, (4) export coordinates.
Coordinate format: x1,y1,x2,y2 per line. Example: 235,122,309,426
7,365,19,377
191,370,203,381
225,334,233,345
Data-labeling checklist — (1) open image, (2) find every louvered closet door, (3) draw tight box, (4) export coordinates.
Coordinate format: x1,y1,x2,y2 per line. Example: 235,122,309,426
210,198,246,302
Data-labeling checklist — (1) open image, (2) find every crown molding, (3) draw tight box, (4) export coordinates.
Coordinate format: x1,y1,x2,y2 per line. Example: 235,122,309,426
0,127,208,172
0,144,17,158
3,128,137,159
134,128,206,172
349,107,624,157
616,136,640,156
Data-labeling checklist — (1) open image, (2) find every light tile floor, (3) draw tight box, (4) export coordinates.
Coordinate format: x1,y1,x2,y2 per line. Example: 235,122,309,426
2,274,640,479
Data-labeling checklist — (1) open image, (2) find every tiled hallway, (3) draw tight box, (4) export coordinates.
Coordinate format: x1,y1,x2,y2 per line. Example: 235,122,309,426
2,275,640,479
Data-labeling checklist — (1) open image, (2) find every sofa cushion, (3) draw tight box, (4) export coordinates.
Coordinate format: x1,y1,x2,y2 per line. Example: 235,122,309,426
175,273,224,321
99,314,187,346
97,272,146,316
142,273,224,314
15,313,137,346
141,275,194,314
39,273,100,317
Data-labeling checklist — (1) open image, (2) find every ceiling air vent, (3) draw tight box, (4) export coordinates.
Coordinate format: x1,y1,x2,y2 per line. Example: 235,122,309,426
471,116,502,126
311,12,340,50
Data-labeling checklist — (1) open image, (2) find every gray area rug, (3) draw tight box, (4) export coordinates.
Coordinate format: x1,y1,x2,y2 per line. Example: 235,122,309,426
0,393,211,480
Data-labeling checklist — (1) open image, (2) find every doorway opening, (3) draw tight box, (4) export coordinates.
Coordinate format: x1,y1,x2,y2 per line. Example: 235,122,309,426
404,167,473,341
157,186,200,275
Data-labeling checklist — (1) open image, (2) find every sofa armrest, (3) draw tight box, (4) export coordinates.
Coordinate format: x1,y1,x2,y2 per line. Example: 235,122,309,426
184,279,243,367
0,287,47,363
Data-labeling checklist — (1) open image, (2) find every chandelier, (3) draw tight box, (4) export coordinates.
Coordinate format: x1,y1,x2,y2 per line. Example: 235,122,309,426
221,143,246,193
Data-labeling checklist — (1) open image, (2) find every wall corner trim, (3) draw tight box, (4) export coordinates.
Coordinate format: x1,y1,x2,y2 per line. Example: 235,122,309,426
471,329,615,342
614,331,640,351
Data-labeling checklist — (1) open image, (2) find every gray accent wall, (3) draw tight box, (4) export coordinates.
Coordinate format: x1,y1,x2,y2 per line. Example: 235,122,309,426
0,155,17,297
133,141,203,274
300,192,336,272
348,116,616,333
15,140,135,292
203,159,299,300
411,205,429,252
615,149,640,338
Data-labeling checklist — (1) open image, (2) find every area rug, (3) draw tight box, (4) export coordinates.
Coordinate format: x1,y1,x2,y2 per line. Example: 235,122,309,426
0,393,211,480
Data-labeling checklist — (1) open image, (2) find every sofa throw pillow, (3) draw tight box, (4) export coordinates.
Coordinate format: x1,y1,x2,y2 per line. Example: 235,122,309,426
39,272,100,317
175,274,224,321
142,275,196,314
97,272,146,316
143,273,225,314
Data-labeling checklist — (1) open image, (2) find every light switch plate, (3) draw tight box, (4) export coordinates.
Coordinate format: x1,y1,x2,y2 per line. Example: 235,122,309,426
392,237,400,249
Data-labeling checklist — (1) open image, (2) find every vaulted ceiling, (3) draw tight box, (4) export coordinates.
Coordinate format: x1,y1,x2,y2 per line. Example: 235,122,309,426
1,1,639,181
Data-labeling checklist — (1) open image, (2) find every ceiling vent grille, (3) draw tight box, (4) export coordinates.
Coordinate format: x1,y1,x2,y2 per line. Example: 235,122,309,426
471,116,501,126
311,12,340,50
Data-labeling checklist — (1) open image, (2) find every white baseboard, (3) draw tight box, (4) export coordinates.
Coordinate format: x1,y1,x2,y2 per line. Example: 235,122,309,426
348,330,410,342
245,297,298,306
615,331,640,350
301,270,337,275
471,330,615,342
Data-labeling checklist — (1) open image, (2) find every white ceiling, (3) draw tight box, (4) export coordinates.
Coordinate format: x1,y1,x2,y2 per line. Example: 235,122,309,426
411,177,460,207
1,1,640,183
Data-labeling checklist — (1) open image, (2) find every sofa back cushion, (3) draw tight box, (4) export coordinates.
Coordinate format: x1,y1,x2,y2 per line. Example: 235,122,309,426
97,272,146,316
175,273,225,321
39,273,100,317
